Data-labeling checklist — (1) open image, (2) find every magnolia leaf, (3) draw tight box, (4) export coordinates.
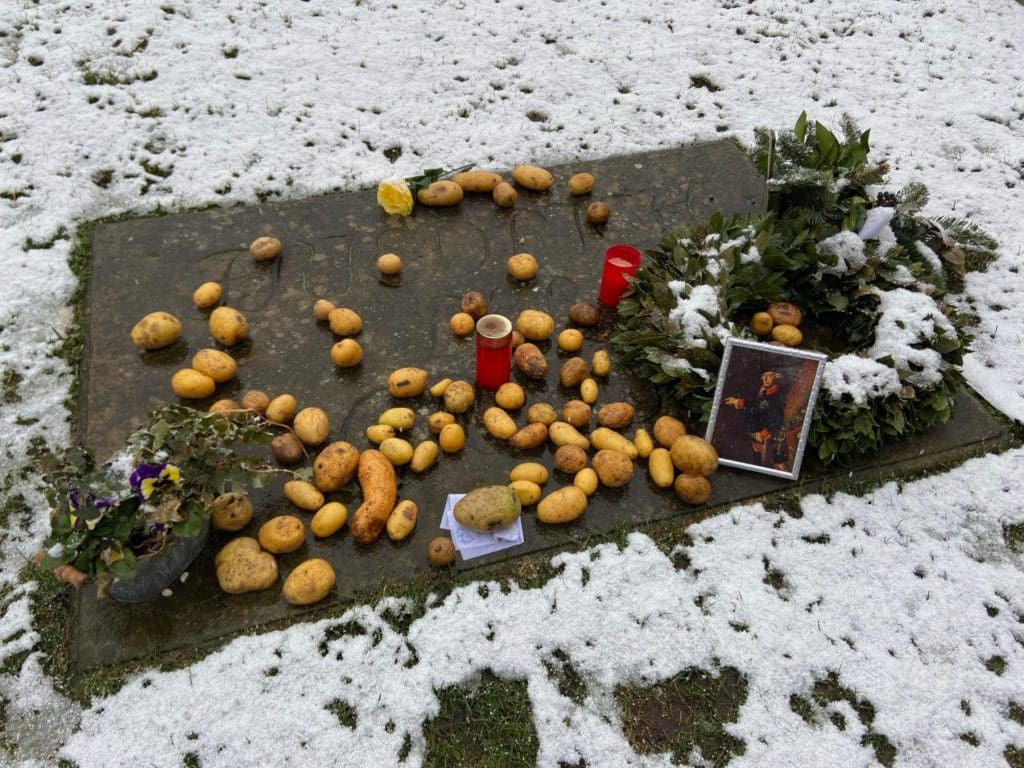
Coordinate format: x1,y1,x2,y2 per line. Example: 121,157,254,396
794,111,808,143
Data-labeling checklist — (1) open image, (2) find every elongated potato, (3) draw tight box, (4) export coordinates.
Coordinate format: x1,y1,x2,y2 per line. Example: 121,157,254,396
379,407,415,431
579,378,599,405
311,502,348,537
483,407,518,440
380,437,415,466
284,480,324,511
192,348,237,383
513,343,548,379
537,486,587,524
171,369,216,399
648,448,675,488
452,170,503,192
509,462,548,485
512,164,554,191
591,349,612,377
771,324,803,347
386,500,418,541
366,424,397,444
350,450,398,545
131,311,182,350
597,402,635,430
633,428,655,459
509,422,548,450
410,441,439,473
590,427,639,459
574,467,599,496
387,367,429,398
549,421,590,450
509,480,542,506
559,357,589,388
417,180,464,206
282,559,335,605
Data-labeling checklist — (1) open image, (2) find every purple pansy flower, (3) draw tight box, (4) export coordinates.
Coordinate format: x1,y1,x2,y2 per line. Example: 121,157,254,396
129,462,181,500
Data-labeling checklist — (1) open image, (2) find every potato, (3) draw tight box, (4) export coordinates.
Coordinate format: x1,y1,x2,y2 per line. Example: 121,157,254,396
313,441,360,492
559,357,588,388
366,424,396,444
592,449,634,488
549,421,590,450
492,181,518,208
417,180,464,206
483,407,518,440
328,307,363,336
512,164,554,191
560,400,591,428
282,558,335,605
240,390,271,414
554,444,588,474
527,402,558,426
515,310,555,341
171,369,215,399
272,433,305,465
574,467,599,496
438,423,466,453
249,236,281,262
453,170,503,192
579,378,599,405
258,515,306,553
669,435,720,477
380,437,415,466
751,311,774,336
557,329,584,353
510,330,526,349
427,411,455,434
509,479,542,506
350,449,398,544
514,343,548,379
510,462,549,485
388,367,430,398
192,282,222,309
209,306,249,346
427,536,456,566
568,303,600,328
293,407,330,445
454,485,522,531
331,339,363,367
509,422,548,450
771,324,803,347
537,486,587,524
450,312,476,336
429,378,453,398
284,480,325,511
460,291,489,320
633,428,654,459
568,172,595,195
591,349,612,377
311,502,347,538
767,301,803,327
507,252,538,281
313,299,336,320
210,492,253,532
410,440,439,473
674,473,712,505
131,311,182,350
377,252,403,276
209,398,240,414
586,201,611,225
653,415,687,448
443,380,475,414
495,382,526,411
379,407,415,431
590,427,639,459
386,500,418,541
597,402,635,430
215,537,277,594
265,394,298,424
648,448,675,488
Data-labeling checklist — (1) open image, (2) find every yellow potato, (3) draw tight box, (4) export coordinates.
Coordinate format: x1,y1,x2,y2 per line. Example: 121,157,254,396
131,311,182,350
492,181,518,208
515,310,555,341
192,282,222,309
509,480,542,506
265,394,298,424
653,415,687,448
330,339,363,367
509,462,549,485
674,473,712,505
379,437,415,466
483,407,518,440
512,164,554,191
328,307,363,337
590,427,639,459
249,236,281,262
548,421,590,451
450,312,476,336
215,537,277,594
282,558,335,605
633,428,655,459
509,422,548,450
429,378,453,397
313,441,360,492
452,170,503,192
313,299,336,320
557,329,584,352
438,423,466,453
537,486,587,524
592,449,634,488
377,252,403,276
386,500,418,541
586,202,611,225
210,492,253,532
293,407,330,445
387,367,429,398
669,435,719,477
442,380,475,414
527,402,559,426
379,407,415,431
410,441,439,473
311,502,348,537
427,536,456,566
567,172,595,195
258,515,306,554
574,467,599,496
284,480,325,511
751,312,774,336
417,180,464,206
507,252,538,281
771,324,803,347
648,448,675,488
171,368,216,399
208,306,249,347
427,411,456,434
554,444,588,474
495,382,526,411
366,424,397,444
591,349,612,377
579,378,599,405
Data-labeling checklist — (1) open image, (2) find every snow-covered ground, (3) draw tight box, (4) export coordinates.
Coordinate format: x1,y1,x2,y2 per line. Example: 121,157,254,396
1,1,1023,766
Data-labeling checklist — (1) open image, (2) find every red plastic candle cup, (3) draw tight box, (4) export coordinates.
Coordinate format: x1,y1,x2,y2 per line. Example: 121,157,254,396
475,314,513,391
598,244,643,307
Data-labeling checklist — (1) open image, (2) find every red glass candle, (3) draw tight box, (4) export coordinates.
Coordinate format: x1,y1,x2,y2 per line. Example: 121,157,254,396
598,244,643,307
475,314,513,390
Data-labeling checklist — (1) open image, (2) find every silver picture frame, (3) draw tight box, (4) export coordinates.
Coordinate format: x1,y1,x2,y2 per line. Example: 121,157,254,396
705,337,828,481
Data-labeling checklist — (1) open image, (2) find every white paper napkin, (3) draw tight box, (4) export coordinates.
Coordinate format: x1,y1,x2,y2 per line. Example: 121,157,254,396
440,493,525,560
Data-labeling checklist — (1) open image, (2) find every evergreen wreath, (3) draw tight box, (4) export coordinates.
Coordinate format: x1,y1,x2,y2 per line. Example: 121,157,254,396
612,113,998,465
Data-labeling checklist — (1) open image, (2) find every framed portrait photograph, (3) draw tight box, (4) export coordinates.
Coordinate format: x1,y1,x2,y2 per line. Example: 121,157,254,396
705,338,828,480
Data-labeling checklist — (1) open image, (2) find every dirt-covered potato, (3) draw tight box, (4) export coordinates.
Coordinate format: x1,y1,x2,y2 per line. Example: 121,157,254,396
509,462,549,485
438,423,466,453
284,480,325,511
454,485,522,531
377,252,403,276
314,299,336,321
751,312,774,336
771,324,803,347
509,479,542,506
559,357,589,388
215,537,278,594
586,201,611,225
653,415,687,448
509,422,548,450
311,502,347,538
410,440,439,473
271,433,305,465
507,252,538,281
387,367,429,398
548,421,590,450
313,441,360,492
495,382,526,411
293,407,330,445
460,291,489,320
554,444,588,474
427,411,455,434
568,172,595,195
597,402,635,430
579,378,599,405
592,449,634,488
492,181,518,208
386,500,418,541
590,427,639,459
131,311,182,350
258,515,306,553
557,329,584,352
443,380,475,414
427,536,456,566
417,180,464,206
511,330,526,350
669,435,719,477
512,165,554,191
767,301,803,327
171,369,216,399
450,312,476,336
366,424,396,444
527,402,558,426
514,343,548,379
331,339,363,367
209,306,249,346
483,407,518,440
674,473,712,505
452,170,503,192
328,307,363,337
568,303,600,328
379,407,415,431
560,399,591,428
265,394,298,424
537,486,587,524
250,236,281,262
648,448,675,488
210,492,254,532
192,282,222,309
240,390,271,414
379,437,415,466
282,558,335,605
574,468,599,496
516,310,555,341
209,398,240,414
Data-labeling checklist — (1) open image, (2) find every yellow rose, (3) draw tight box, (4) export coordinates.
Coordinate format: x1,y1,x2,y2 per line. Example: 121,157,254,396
377,178,414,216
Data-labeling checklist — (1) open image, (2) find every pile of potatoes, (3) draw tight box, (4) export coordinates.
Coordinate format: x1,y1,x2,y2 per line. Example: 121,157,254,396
751,301,804,347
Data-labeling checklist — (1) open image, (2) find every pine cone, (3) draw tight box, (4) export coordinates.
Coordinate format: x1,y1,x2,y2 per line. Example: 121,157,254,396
875,191,898,208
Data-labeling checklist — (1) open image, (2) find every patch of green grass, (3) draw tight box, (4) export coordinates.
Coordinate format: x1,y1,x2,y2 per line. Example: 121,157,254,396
424,670,538,768
1004,522,1024,553
616,664,747,767
325,699,357,730
543,649,587,705
1,370,23,404
1007,744,1024,768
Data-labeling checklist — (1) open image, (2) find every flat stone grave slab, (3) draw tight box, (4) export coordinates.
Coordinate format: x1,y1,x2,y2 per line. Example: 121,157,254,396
74,140,1015,672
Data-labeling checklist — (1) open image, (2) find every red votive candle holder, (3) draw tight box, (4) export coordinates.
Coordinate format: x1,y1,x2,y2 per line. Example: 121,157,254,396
475,314,513,391
598,244,643,307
